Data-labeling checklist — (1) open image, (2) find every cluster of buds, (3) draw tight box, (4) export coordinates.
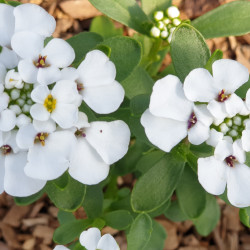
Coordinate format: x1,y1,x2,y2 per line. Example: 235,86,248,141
150,6,182,42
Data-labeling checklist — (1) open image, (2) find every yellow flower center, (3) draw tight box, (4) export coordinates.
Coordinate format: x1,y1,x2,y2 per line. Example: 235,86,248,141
44,94,56,113
34,133,49,146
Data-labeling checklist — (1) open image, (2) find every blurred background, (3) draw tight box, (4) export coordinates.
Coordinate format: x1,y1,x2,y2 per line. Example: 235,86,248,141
1,0,250,249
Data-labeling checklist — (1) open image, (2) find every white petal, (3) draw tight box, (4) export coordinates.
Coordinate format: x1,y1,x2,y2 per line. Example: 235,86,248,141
14,3,56,37
52,80,79,104
25,131,76,180
31,85,50,103
33,119,56,133
206,128,223,147
42,38,75,68
207,100,227,121
0,155,5,194
97,234,119,250
16,123,37,150
241,130,250,152
4,152,46,197
74,112,90,129
0,109,16,132
141,109,187,152
198,156,227,195
149,74,193,121
245,89,250,110
82,81,124,114
214,140,233,161
0,63,6,84
193,104,213,126
18,59,38,84
233,139,245,164
85,120,130,165
188,121,210,145
69,138,109,185
54,246,69,250
240,102,250,116
213,59,249,93
30,104,50,121
3,130,19,153
0,47,19,69
77,50,116,88
16,114,31,128
37,66,61,85
79,228,101,250
61,67,78,81
227,163,250,207
51,103,78,129
0,4,14,47
224,94,244,117
184,68,218,102
0,92,9,112
11,31,44,60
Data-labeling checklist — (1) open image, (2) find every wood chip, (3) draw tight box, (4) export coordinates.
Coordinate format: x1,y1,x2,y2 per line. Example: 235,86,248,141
22,217,49,228
33,225,54,245
0,223,21,248
22,238,36,250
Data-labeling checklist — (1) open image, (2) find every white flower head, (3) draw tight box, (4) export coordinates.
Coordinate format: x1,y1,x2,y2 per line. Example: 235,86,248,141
198,139,250,208
69,112,130,185
11,32,75,85
61,50,125,114
141,75,213,152
30,80,80,129
80,228,120,250
184,59,249,121
0,131,46,196
5,69,23,89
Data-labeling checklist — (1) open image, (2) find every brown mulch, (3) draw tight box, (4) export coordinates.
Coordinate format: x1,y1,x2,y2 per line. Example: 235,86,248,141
1,0,250,249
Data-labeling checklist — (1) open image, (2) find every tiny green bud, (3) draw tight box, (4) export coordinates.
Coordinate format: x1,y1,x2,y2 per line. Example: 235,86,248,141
163,18,171,25
233,116,241,126
150,26,161,38
11,89,20,100
160,30,169,39
167,6,180,19
17,98,25,106
229,130,238,137
154,11,164,21
220,123,229,134
173,18,181,26
226,119,233,127
156,21,165,30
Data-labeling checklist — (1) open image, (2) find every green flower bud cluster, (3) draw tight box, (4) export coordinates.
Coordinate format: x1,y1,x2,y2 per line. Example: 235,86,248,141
214,115,250,140
150,6,182,42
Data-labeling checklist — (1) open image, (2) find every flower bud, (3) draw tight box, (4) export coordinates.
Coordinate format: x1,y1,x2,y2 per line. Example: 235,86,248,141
167,6,180,19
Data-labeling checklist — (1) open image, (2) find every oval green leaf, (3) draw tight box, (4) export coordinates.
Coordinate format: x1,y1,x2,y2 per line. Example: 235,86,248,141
171,23,210,82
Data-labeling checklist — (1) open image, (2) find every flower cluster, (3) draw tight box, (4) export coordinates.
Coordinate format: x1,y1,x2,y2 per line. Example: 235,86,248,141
0,3,130,197
141,59,250,207
150,6,182,42
54,227,120,250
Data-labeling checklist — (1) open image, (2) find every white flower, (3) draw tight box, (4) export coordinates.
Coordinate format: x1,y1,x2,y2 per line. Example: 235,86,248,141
198,139,250,208
11,32,75,85
61,50,125,114
0,46,19,70
0,131,46,196
184,59,249,124
80,228,120,250
16,124,77,181
69,112,130,185
14,3,56,37
5,69,23,89
141,75,213,152
30,80,80,129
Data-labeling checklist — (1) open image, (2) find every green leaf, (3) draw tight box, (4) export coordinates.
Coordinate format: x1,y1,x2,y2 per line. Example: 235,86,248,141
130,94,150,116
148,199,170,218
136,150,165,175
236,77,250,99
53,219,93,245
171,23,211,82
113,140,150,176
143,220,167,250
103,210,133,230
101,36,142,82
82,184,103,219
127,213,153,250
46,174,86,212
67,32,103,66
239,207,250,228
205,49,223,74
6,1,21,6
89,0,152,35
164,200,189,222
141,0,172,18
131,154,185,213
14,188,45,206
94,44,111,57
176,165,206,219
193,194,220,236
90,16,123,39
192,1,250,39
121,66,153,99
58,210,76,225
